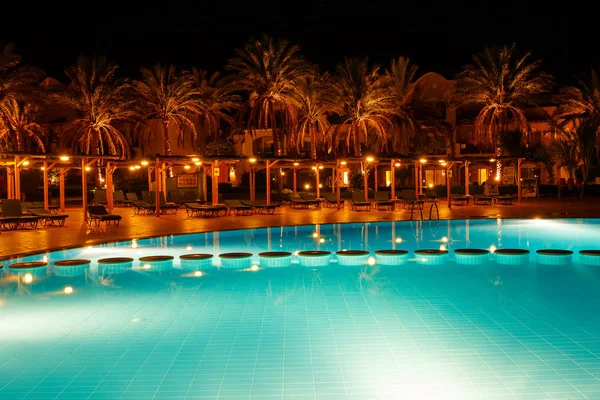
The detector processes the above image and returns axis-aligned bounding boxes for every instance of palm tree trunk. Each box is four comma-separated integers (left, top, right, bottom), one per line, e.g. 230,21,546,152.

162,120,173,177
310,126,317,160
271,111,280,157
353,126,361,157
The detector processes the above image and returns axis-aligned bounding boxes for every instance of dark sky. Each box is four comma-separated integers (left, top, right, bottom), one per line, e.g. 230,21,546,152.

1,0,596,86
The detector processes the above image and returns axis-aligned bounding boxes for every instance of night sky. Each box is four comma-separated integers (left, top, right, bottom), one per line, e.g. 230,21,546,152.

1,0,596,86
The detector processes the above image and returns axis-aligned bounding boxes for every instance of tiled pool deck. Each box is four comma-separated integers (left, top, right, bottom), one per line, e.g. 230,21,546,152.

0,197,597,261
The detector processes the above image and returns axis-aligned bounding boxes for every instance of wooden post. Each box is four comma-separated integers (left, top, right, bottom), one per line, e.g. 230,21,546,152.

212,160,219,205
147,166,153,191
6,166,14,200
293,167,297,196
59,168,66,212
161,164,168,202
414,162,419,198
202,166,208,203
336,166,341,210
14,155,21,201
316,165,320,199
249,166,254,201
374,164,378,192
251,168,256,201
331,167,335,193
43,162,49,210
155,158,161,217
363,166,369,202
81,158,88,222
517,158,522,204
106,162,114,213
465,161,469,196
446,162,454,210
390,160,396,200
266,161,271,205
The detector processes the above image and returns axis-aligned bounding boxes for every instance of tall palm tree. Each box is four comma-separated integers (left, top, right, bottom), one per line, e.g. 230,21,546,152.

190,68,240,145
130,64,201,157
554,67,600,135
0,99,45,152
383,56,448,154
453,43,553,177
291,69,339,159
552,117,599,184
329,57,394,157
0,42,45,151
227,34,307,157
59,56,136,158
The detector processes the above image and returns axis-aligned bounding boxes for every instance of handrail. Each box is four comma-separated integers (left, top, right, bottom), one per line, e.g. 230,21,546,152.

428,202,439,221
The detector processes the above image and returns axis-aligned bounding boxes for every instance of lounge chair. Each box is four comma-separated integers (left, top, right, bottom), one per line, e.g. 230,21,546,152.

223,199,253,215
399,189,425,210
289,195,320,209
323,192,344,208
113,190,129,207
351,192,371,211
450,195,470,205
374,191,394,210
473,194,492,205
126,192,154,214
494,195,514,205
28,207,69,227
0,199,41,230
142,191,178,214
240,200,279,214
424,189,440,203
184,202,227,217
92,189,108,205
168,190,197,207
87,205,122,227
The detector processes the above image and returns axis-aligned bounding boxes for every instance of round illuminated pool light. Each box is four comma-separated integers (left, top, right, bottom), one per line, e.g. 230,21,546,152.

179,253,214,270
8,261,48,277
493,249,530,265
53,259,91,277
297,251,331,267
336,250,370,266
453,249,490,265
258,252,292,268
578,250,600,266
374,250,409,266
219,252,253,269
138,255,174,272
97,257,134,274
414,249,449,265
536,249,573,266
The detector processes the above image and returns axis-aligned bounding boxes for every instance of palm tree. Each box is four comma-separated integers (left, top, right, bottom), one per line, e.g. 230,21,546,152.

130,64,201,157
227,34,307,157
383,56,448,154
58,56,135,158
453,43,553,178
0,42,45,150
291,69,339,159
0,98,45,152
552,117,599,187
329,57,394,156
190,68,240,145
554,67,600,124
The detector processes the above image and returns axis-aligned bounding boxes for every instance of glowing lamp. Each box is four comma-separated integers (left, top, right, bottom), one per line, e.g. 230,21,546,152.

22,161,30,166
318,165,324,169
141,160,149,166
340,160,347,166
293,162,300,166
184,165,191,170
489,158,496,162
249,157,257,164
419,158,427,163
194,161,202,166
366,156,375,163
394,162,401,167
191,157,200,162
59,155,70,161
129,166,136,171
305,184,310,189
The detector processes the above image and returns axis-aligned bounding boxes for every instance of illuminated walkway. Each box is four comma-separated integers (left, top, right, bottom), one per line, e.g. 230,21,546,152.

1,197,598,260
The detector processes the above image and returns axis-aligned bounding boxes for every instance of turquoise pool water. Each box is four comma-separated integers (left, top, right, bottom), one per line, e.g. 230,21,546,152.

1,218,600,399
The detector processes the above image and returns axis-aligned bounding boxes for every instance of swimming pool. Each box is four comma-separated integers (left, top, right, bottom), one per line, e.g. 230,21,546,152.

1,218,600,399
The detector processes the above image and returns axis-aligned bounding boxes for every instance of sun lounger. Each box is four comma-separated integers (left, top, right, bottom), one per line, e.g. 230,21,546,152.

351,192,371,211
126,192,154,214
473,194,492,205
240,200,279,214
289,195,320,209
323,192,344,208
223,199,253,215
0,199,41,230
87,205,122,227
451,195,470,205
494,195,514,205
374,192,394,210
27,207,69,227
184,202,227,217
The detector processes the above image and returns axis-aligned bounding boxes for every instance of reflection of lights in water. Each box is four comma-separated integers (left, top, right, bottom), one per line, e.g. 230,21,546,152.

132,242,138,249
489,245,496,253
441,236,448,243
251,265,259,271
186,246,192,251
194,271,203,277
440,245,446,251
23,273,33,284
131,318,141,323
368,257,376,266
395,237,402,243
42,255,48,263
312,232,319,238
142,264,151,270
64,286,73,294
293,251,299,256
319,238,325,243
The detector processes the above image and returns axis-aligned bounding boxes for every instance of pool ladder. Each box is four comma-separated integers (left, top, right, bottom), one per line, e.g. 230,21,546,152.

409,201,439,222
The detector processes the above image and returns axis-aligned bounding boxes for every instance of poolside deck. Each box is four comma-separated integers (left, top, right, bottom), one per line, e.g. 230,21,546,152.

1,197,599,261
